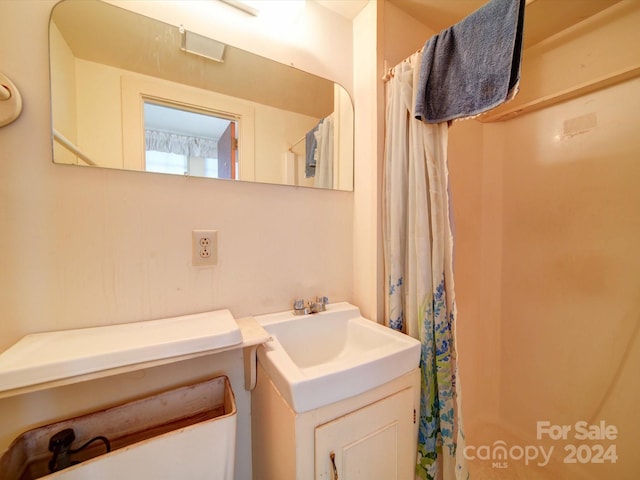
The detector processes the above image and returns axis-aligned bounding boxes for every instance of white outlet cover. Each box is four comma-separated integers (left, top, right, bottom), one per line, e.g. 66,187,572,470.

192,230,217,266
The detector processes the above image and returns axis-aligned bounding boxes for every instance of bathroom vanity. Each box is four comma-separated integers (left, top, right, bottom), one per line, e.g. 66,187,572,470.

251,303,421,480
252,364,419,480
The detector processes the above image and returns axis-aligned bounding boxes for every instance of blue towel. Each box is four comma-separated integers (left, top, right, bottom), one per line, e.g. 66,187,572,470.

414,0,525,123
305,124,319,178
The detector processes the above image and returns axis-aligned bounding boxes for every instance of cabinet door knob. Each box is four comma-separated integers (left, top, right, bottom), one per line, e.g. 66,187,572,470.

330,451,338,480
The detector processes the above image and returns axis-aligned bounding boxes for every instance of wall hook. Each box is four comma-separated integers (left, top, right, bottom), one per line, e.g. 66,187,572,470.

0,72,22,127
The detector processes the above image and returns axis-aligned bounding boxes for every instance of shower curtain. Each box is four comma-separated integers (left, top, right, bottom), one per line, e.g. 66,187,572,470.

383,52,468,480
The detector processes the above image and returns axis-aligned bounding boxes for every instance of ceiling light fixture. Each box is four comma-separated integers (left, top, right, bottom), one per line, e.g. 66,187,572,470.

180,27,227,63
218,0,259,16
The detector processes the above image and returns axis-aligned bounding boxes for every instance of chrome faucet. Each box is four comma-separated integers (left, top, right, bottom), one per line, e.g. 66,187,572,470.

293,298,309,315
293,296,328,315
310,296,328,313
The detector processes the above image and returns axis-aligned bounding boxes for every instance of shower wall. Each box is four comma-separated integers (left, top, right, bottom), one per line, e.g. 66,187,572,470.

505,76,638,479
449,65,640,480
442,3,640,479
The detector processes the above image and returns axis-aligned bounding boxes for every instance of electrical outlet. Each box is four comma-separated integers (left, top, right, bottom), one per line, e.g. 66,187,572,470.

192,230,217,266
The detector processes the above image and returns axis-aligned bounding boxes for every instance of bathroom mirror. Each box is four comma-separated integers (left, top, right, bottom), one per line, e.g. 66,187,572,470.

49,0,354,191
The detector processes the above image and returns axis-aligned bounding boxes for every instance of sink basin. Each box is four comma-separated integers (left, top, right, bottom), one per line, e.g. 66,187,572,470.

255,302,420,413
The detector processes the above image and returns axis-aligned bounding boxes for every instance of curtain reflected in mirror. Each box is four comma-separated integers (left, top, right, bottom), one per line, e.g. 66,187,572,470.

143,102,238,179
49,0,353,191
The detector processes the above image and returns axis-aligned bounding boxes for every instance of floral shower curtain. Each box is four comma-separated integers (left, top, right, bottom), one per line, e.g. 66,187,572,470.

383,51,468,480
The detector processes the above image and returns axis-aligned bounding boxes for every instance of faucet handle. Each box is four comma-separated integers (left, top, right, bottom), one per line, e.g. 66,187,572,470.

293,298,309,315
310,296,328,313
316,296,328,306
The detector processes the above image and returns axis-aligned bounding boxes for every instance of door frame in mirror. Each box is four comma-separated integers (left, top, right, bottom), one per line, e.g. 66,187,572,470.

121,75,255,180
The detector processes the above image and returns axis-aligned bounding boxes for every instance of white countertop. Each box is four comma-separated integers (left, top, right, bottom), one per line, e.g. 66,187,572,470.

0,310,270,399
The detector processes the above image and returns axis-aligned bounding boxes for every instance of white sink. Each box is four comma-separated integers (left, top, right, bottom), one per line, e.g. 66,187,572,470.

255,302,420,413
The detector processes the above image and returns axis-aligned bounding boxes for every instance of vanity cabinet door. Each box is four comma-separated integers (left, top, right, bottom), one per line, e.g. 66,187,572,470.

314,387,415,480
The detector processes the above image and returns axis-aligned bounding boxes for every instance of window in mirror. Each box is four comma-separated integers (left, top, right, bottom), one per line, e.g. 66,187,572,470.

143,101,238,179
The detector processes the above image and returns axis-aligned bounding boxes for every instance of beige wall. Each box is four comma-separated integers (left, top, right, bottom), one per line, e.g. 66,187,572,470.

382,0,434,68
0,1,355,478
352,0,383,322
74,60,123,169
253,103,319,185
49,22,77,165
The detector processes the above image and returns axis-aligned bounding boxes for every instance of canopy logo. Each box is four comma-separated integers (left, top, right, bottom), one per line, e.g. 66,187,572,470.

463,441,553,468
464,420,618,469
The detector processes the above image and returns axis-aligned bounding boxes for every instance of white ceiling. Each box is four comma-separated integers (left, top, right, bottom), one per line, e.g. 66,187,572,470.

314,0,368,19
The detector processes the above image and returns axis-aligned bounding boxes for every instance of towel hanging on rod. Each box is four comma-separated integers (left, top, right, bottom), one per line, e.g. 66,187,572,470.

383,0,535,84
414,0,525,123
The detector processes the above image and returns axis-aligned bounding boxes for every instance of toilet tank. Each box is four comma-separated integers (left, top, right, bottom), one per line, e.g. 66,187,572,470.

0,376,236,480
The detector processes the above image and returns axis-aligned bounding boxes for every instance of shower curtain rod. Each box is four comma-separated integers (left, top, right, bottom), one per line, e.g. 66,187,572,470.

53,128,98,167
288,134,305,152
382,0,536,82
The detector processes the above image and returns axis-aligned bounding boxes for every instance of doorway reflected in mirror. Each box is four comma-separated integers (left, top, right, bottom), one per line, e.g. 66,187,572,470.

143,102,238,180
